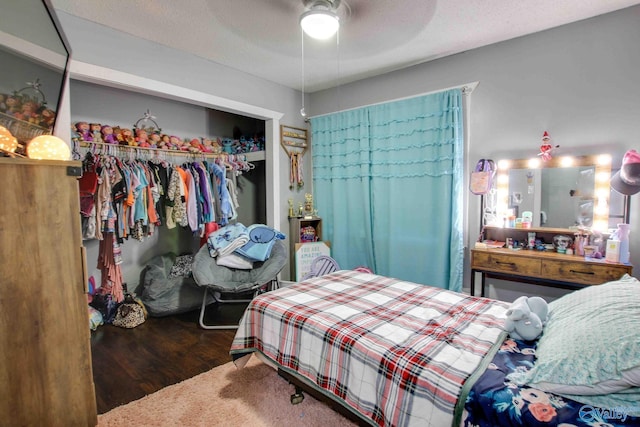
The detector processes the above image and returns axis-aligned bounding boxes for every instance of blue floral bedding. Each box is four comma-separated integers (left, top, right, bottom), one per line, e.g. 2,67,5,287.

463,338,640,426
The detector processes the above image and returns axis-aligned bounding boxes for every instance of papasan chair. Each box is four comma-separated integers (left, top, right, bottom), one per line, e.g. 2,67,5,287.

192,239,287,329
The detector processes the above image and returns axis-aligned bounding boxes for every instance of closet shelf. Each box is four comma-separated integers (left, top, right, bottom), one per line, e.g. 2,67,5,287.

77,140,265,162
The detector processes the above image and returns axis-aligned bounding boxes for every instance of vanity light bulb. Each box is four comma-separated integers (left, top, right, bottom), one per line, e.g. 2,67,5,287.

528,158,540,169
497,159,511,170
596,188,609,199
497,173,509,186
27,135,71,160
597,154,612,165
559,156,574,167
596,171,610,183
592,220,608,232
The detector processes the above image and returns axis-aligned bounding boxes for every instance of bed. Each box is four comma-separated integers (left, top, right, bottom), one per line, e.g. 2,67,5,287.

230,270,640,426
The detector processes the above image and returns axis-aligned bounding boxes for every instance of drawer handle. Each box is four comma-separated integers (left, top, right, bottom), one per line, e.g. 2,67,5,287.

495,261,516,267
569,269,595,276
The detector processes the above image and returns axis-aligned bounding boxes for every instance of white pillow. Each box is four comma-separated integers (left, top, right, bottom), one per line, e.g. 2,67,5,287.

533,368,640,395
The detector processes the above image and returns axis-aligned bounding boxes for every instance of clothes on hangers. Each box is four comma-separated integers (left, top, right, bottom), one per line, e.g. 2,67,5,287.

79,145,256,303
208,159,233,226
97,232,125,303
79,148,252,242
289,152,304,189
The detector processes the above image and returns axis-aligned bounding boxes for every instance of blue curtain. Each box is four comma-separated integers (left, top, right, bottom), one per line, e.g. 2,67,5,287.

310,89,464,291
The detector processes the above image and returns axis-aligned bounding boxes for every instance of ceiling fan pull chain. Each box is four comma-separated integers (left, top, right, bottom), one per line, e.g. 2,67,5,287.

300,30,306,117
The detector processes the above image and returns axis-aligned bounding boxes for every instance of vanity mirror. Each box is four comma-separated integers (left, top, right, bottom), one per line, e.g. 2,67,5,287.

0,0,70,152
484,154,615,232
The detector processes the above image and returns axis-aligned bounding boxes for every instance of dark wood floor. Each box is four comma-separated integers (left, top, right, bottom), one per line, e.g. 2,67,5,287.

90,302,249,414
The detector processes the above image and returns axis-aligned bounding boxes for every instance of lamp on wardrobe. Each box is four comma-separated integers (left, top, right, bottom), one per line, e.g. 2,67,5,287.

27,134,71,160
0,126,19,154
300,0,340,40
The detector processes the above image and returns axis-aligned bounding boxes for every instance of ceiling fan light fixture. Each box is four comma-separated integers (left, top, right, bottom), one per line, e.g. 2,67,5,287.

300,7,339,40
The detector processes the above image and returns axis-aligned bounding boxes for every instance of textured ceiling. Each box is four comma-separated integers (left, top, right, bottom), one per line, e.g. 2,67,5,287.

51,0,640,93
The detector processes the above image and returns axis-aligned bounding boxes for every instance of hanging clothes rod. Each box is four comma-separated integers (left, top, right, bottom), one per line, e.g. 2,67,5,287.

77,140,248,161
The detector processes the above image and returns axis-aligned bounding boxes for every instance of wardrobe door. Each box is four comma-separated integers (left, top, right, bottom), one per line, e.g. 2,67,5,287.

0,158,97,426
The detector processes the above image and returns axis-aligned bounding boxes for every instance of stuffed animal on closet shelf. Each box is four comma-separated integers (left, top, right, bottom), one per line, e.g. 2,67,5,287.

168,135,182,150
118,128,136,146
179,138,191,151
201,138,214,153
188,138,204,153
135,128,151,148
159,134,171,150
75,121,93,142
503,296,549,341
211,138,223,154
222,138,234,153
90,123,103,143
148,132,161,149
101,125,117,144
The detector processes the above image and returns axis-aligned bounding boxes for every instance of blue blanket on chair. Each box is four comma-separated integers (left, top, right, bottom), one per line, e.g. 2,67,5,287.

234,224,286,262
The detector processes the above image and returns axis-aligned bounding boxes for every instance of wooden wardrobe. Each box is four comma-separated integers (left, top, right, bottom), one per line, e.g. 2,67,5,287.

0,158,97,426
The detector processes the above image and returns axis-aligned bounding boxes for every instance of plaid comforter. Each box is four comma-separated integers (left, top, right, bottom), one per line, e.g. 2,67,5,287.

230,270,509,427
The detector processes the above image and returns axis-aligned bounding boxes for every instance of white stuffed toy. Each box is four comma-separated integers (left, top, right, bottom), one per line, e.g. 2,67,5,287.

503,296,549,341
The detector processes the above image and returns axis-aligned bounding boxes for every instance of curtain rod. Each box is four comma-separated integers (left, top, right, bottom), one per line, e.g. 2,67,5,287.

308,81,479,120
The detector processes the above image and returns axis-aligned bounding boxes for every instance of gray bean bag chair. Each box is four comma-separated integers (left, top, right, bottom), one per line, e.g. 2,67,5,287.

192,239,287,329
140,253,213,317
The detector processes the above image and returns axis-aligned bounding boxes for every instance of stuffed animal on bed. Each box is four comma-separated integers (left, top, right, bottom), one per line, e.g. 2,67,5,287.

503,296,549,341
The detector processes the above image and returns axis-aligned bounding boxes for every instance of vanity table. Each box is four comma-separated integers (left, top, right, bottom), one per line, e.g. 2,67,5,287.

470,227,633,296
473,152,633,297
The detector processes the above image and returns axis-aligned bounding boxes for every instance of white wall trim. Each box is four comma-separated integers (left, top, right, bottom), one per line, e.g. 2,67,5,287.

68,60,283,121
0,29,67,69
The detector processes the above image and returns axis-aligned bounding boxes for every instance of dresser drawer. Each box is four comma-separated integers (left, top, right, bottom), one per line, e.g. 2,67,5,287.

472,251,541,276
541,259,630,285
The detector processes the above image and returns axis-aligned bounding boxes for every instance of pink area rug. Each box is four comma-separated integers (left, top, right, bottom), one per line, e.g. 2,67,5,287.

98,355,358,426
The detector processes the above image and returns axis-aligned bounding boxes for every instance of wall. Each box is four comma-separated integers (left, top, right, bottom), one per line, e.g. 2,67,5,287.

308,6,640,301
